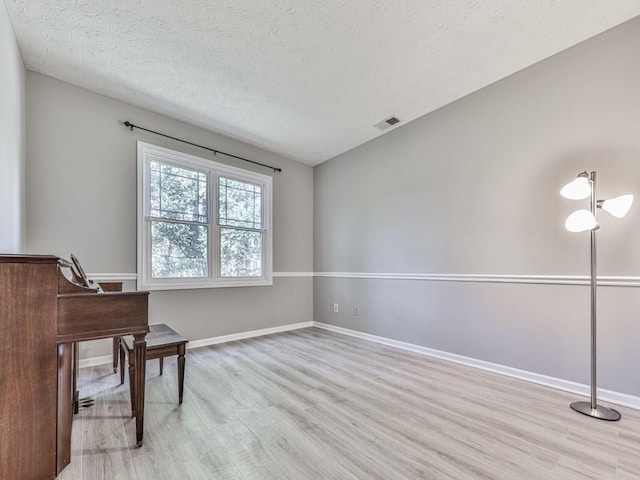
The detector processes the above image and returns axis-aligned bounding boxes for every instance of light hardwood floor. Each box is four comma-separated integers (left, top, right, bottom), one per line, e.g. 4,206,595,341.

58,328,640,479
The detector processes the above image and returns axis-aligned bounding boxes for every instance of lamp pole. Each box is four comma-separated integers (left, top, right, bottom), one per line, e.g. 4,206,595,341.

590,171,597,411
569,171,621,421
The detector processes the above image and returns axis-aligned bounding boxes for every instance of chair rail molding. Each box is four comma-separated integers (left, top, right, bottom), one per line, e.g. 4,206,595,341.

314,272,640,287
88,272,640,286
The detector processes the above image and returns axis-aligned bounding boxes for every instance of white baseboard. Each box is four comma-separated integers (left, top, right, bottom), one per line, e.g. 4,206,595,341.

78,319,640,412
78,321,314,368
79,354,114,369
186,321,314,349
313,322,640,411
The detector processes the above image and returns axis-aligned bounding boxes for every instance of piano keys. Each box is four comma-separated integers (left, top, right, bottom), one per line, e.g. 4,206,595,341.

0,254,149,479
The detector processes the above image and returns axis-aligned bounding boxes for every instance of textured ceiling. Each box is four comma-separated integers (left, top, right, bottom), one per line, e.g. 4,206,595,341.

5,1,640,166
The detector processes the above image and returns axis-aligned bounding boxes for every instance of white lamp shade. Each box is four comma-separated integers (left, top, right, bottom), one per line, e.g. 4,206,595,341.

565,209,598,232
600,194,633,218
560,176,591,200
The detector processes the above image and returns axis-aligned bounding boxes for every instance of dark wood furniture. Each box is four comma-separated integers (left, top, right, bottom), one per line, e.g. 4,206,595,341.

0,255,149,480
119,323,188,415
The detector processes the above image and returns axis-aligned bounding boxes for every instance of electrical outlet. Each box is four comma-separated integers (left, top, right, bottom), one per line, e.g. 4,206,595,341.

353,306,360,316
333,303,339,313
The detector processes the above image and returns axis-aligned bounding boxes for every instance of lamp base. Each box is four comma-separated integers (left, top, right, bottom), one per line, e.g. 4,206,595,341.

570,401,621,421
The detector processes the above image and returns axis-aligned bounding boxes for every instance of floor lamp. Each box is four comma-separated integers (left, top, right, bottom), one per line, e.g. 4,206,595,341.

560,171,633,421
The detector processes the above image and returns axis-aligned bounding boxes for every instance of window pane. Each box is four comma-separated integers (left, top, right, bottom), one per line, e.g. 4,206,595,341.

150,161,207,222
220,227,262,277
218,177,262,229
151,221,208,278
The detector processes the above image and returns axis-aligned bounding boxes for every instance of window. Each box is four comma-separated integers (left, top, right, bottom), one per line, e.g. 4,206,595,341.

137,142,272,290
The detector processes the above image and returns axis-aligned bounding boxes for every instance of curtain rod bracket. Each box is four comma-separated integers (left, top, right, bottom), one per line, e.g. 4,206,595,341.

121,120,282,173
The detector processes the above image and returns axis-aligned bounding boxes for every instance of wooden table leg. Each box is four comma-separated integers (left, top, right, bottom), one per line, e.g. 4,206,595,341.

177,344,186,404
128,349,135,418
112,337,119,373
72,342,79,414
119,339,126,385
133,333,146,447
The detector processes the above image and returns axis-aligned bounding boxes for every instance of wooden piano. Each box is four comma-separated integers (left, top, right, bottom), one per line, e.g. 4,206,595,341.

0,254,149,479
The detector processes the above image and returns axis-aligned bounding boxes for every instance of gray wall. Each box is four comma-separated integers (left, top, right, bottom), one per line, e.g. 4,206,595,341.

0,2,25,253
26,72,313,358
314,18,640,396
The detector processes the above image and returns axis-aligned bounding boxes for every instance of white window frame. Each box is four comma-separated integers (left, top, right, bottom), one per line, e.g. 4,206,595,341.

137,141,272,290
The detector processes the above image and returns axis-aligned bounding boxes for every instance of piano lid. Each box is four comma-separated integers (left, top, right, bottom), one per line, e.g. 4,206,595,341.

58,260,101,295
58,254,108,294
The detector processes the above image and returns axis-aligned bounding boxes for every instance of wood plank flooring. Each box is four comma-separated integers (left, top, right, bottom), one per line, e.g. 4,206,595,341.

58,328,640,479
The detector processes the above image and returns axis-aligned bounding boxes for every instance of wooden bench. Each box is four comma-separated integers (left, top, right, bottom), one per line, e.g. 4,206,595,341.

119,323,188,417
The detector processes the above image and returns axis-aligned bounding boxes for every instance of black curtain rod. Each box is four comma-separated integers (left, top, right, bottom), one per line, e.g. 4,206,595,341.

122,121,282,173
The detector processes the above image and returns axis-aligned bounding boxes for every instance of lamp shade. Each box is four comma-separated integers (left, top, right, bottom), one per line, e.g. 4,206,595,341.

561,176,591,200
600,194,633,218
565,209,598,232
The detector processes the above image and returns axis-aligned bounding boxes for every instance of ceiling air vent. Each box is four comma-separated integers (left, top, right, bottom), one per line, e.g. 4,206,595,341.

374,116,402,131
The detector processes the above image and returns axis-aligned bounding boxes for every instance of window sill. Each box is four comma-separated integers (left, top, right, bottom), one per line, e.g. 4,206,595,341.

138,278,273,291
